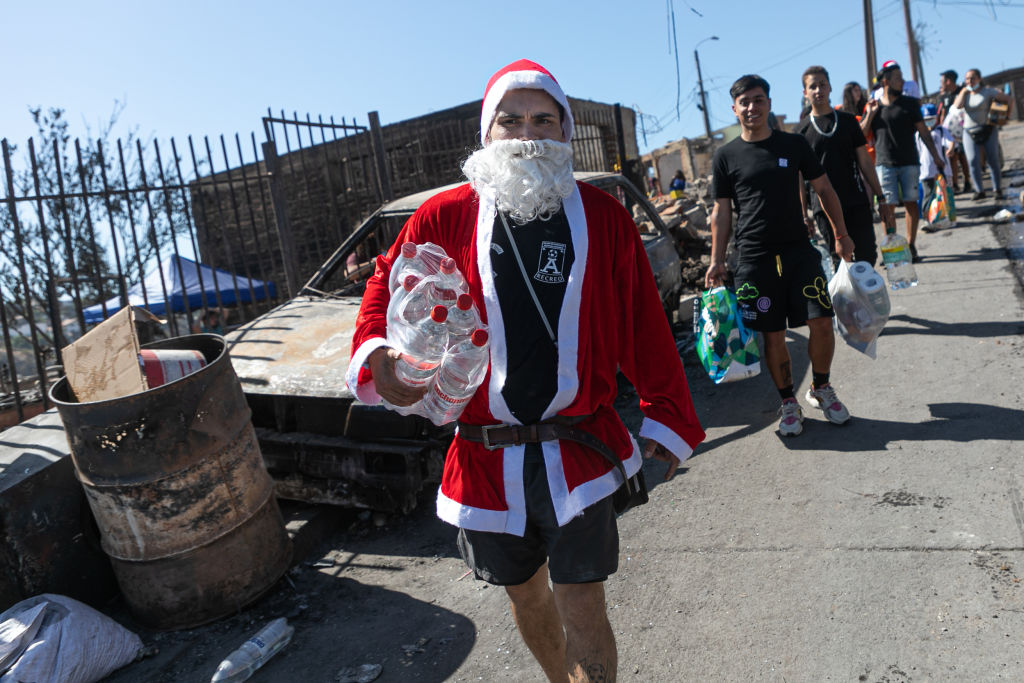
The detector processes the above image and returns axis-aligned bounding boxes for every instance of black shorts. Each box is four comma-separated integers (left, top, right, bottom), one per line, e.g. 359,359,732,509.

815,202,878,267
734,244,834,332
457,444,618,586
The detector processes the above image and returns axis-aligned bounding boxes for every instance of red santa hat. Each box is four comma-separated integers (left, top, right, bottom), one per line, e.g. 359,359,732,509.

479,59,574,145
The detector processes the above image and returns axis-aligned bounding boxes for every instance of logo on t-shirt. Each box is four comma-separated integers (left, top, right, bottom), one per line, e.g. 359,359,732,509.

534,241,567,284
778,158,789,168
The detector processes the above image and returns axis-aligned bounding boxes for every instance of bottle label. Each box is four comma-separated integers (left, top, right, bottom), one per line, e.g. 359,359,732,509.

432,383,470,407
880,246,908,264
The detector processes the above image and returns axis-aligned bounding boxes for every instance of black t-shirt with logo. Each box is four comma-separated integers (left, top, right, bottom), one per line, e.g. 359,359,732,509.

870,95,924,166
490,208,574,424
795,110,869,214
712,130,825,261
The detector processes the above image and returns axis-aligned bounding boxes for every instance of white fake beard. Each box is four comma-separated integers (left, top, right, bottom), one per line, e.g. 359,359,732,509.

462,139,575,224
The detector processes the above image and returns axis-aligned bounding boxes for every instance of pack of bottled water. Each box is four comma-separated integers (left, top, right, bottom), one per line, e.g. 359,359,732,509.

383,242,490,425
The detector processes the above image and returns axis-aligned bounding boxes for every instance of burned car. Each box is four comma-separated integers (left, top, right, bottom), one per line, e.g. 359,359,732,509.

226,172,681,513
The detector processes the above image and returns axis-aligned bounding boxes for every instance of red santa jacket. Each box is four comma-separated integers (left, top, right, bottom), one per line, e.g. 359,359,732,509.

346,181,705,535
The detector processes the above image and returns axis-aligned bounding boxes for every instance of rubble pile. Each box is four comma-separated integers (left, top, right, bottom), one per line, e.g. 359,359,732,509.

651,180,713,295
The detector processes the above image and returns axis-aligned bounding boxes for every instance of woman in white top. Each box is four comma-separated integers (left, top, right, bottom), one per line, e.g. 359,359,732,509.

953,69,1014,200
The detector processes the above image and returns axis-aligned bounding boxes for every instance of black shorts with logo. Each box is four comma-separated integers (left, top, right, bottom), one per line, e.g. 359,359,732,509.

457,443,618,586
733,243,834,332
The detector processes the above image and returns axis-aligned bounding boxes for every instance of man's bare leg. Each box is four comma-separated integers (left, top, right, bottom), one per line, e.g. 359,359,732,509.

553,582,616,682
806,316,835,375
505,564,567,681
762,329,792,389
904,200,919,246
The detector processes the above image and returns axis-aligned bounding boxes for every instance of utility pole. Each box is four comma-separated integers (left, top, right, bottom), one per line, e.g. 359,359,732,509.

901,0,926,93
863,0,877,86
695,49,712,140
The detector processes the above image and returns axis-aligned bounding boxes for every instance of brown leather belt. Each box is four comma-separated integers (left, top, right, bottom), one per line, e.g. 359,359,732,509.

457,415,631,491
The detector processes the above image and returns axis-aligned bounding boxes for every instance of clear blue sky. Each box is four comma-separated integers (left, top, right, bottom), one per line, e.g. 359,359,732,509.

3,0,1023,158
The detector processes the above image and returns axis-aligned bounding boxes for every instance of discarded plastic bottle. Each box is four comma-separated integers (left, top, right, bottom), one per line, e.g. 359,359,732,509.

422,329,490,425
446,293,480,346
810,238,835,282
879,229,918,290
210,617,294,683
394,305,449,388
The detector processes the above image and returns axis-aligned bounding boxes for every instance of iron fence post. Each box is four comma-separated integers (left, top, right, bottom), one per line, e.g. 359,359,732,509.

261,141,300,297
368,111,394,203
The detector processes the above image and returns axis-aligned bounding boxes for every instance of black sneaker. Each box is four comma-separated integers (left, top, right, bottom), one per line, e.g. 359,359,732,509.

972,191,987,200
910,243,921,263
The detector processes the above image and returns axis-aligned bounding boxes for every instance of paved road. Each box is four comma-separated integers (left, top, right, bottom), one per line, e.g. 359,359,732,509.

106,123,1024,683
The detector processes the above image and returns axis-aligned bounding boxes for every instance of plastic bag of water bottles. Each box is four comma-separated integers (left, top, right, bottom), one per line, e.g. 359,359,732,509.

828,260,891,358
693,287,760,384
383,242,489,426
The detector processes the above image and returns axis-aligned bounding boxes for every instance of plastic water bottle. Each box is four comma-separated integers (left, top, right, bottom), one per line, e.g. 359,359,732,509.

422,329,490,424
398,274,453,324
388,242,429,293
394,305,449,387
446,293,480,346
879,230,918,289
438,257,468,294
210,617,294,683
810,238,835,282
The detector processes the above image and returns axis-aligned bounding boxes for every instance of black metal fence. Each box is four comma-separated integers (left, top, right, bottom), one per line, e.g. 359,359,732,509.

0,98,637,425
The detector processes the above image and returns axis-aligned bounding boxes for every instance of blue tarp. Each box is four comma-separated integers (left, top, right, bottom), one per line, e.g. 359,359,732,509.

82,254,277,324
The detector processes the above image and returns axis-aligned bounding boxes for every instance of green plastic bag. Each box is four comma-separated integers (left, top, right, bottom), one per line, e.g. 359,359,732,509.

692,287,760,384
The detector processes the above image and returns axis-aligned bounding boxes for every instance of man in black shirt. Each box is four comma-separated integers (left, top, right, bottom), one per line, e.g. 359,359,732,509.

795,65,889,266
860,61,945,261
935,69,971,193
706,74,853,437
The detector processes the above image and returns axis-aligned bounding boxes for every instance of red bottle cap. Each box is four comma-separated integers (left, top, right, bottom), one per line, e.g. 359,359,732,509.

401,242,417,258
430,305,449,322
402,274,420,291
456,293,473,310
440,257,457,275
471,329,489,346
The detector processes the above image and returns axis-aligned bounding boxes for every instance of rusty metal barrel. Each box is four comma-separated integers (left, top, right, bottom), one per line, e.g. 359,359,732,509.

50,334,291,630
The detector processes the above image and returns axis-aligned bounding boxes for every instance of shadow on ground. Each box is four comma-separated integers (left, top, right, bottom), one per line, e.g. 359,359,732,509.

778,401,1023,452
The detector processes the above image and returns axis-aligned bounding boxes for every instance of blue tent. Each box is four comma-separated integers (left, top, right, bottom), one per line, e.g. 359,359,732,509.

82,254,277,324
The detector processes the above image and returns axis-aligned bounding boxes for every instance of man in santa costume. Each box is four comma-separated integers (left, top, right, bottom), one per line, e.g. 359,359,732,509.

346,59,704,682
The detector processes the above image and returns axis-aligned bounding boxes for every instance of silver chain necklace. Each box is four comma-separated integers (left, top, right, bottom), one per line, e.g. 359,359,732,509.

809,110,838,138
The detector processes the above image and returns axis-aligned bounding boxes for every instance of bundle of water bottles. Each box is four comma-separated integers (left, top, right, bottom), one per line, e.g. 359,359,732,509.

383,242,490,426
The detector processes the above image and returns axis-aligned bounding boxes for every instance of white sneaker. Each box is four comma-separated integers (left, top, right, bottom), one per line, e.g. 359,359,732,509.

778,398,804,436
805,384,851,425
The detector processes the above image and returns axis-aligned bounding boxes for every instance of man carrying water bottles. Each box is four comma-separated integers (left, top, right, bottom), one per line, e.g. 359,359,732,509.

346,59,705,682
705,74,853,438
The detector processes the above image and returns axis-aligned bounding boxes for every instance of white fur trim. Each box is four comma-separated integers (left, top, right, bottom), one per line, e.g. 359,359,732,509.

480,70,574,145
639,417,695,462
541,185,585,419
435,488,509,533
433,443,527,535
344,337,392,404
476,191,518,425
545,439,643,527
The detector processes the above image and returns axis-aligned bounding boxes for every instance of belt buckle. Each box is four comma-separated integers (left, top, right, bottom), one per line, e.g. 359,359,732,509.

480,424,515,450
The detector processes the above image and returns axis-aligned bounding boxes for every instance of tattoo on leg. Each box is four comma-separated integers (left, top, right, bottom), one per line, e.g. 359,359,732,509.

781,361,792,387
574,659,609,682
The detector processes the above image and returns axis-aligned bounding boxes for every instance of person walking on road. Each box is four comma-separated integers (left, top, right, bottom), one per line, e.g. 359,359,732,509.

346,59,705,682
705,74,853,438
860,60,945,263
935,69,971,194
954,68,1014,200
796,65,889,266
